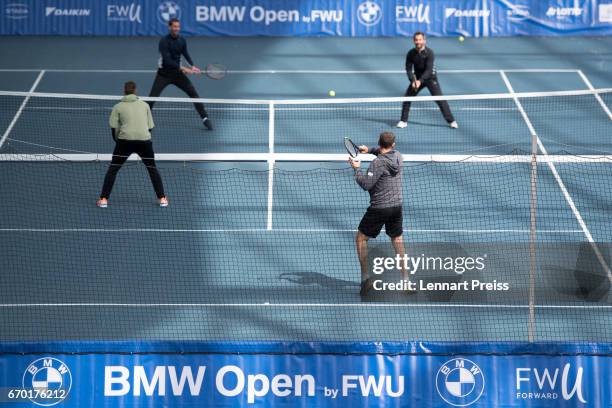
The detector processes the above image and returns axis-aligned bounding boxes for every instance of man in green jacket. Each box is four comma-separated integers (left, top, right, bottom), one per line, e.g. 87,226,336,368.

97,81,168,208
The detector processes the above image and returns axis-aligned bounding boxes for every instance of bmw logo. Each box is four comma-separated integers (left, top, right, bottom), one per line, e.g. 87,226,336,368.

436,358,485,406
357,1,382,26
22,358,72,407
158,1,181,24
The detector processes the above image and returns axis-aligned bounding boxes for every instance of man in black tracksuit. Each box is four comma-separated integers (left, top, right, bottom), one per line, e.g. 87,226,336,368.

397,32,457,129
148,18,213,130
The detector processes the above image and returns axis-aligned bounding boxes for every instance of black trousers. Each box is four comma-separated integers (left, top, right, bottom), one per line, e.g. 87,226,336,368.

148,70,208,119
400,78,455,123
100,140,165,199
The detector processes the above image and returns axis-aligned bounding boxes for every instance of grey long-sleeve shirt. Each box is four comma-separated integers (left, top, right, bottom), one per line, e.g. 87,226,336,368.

354,147,403,208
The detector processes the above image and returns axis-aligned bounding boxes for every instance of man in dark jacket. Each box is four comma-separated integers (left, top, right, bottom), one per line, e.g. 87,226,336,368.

397,32,457,129
148,18,213,130
350,132,409,296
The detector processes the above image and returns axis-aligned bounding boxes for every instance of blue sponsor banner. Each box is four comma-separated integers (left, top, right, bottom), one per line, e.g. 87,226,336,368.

1,0,612,37
0,342,611,407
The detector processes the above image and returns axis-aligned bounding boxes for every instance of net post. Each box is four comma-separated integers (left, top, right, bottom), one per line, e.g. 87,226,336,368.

266,103,275,231
528,132,538,342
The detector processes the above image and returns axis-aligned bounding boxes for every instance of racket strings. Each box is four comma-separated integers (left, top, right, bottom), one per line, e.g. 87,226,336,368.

206,63,227,80
344,138,359,157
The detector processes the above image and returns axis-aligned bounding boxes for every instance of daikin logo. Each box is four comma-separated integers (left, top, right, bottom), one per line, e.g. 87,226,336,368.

45,7,91,17
445,8,490,18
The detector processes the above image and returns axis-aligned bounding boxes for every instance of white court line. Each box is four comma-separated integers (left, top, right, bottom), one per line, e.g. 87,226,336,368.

0,303,610,309
0,70,45,149
500,71,612,285
0,68,582,74
0,228,584,233
576,70,612,120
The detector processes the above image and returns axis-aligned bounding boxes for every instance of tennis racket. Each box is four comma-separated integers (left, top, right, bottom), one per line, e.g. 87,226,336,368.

344,137,360,158
204,63,227,80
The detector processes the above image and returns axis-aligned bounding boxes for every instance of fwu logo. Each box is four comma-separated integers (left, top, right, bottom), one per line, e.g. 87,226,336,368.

395,4,430,24
108,4,142,23
45,7,90,17
516,363,587,403
445,8,490,18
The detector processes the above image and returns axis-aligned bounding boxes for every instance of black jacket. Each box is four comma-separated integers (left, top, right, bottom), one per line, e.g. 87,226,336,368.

405,47,437,82
158,34,194,71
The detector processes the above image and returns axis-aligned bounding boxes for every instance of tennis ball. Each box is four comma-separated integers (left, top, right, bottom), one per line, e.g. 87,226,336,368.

328,90,336,97
458,35,465,42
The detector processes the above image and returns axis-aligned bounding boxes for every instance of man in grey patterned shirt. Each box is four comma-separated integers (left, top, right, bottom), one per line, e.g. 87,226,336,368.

350,132,408,296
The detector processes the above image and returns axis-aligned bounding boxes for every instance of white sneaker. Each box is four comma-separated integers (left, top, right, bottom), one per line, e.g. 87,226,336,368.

449,121,458,129
159,197,169,207
396,121,408,129
96,198,108,208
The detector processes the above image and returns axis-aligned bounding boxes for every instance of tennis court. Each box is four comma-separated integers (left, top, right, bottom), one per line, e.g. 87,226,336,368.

1,36,611,347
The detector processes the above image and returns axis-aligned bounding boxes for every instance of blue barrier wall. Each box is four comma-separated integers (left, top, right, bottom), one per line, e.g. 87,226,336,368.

1,0,612,37
1,342,611,407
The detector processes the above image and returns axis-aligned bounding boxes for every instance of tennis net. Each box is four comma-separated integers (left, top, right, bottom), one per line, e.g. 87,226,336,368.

1,88,610,156
0,139,611,343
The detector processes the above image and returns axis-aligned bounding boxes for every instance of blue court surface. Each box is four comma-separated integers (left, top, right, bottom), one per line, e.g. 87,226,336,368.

0,36,611,344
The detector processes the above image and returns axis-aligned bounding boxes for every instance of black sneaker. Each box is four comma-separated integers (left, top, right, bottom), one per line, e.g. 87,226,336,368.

203,117,213,130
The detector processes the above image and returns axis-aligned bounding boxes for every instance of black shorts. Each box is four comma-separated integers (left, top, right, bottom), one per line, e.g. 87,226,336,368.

358,206,403,238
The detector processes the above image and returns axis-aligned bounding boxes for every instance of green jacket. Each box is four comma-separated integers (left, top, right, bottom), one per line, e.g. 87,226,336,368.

109,94,154,141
